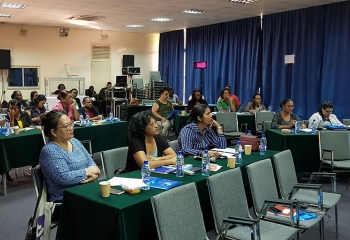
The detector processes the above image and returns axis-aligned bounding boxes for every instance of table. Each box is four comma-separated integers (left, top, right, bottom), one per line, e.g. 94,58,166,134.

173,113,256,135
266,129,319,173
0,122,128,196
56,150,279,240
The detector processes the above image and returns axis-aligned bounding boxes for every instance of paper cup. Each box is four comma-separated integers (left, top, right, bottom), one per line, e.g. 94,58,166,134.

99,181,111,198
227,157,236,168
244,145,252,155
98,114,103,120
181,110,186,116
14,128,20,135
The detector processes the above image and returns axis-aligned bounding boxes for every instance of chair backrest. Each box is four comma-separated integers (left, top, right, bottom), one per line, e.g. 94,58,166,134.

207,168,250,233
216,112,238,132
1,108,7,114
168,140,178,152
151,183,207,240
32,166,44,197
246,158,280,214
101,146,128,178
263,120,272,133
240,107,247,112
272,150,298,198
41,130,50,145
319,131,350,160
342,119,350,126
255,111,275,133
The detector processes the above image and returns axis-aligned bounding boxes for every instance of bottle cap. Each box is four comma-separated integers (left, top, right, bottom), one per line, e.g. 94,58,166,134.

204,149,208,154
178,150,182,155
144,160,148,164
262,134,265,137
237,141,241,144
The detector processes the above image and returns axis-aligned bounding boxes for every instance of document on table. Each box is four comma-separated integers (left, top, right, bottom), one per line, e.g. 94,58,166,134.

300,129,312,132
211,148,236,154
108,177,146,188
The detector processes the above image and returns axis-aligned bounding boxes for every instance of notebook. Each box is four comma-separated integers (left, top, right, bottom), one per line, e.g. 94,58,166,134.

151,166,176,174
149,177,182,190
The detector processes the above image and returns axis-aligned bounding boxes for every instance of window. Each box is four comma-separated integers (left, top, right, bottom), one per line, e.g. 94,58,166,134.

8,67,39,88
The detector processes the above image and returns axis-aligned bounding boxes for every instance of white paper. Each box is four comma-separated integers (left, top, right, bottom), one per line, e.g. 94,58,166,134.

24,127,35,131
108,177,147,188
300,129,312,132
211,148,236,154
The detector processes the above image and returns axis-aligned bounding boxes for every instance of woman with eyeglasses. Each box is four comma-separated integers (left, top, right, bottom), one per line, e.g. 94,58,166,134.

271,98,298,129
39,110,100,220
125,110,176,173
52,90,80,121
308,101,346,128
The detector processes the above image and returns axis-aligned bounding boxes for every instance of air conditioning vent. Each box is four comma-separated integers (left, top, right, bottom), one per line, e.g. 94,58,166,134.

68,15,105,21
92,45,110,60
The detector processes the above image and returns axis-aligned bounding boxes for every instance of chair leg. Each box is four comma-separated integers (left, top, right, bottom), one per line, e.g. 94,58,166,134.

335,204,338,239
347,176,350,190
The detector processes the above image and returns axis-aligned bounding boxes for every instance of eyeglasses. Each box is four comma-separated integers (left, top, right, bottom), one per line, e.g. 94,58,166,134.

57,123,74,131
324,109,333,113
286,105,294,108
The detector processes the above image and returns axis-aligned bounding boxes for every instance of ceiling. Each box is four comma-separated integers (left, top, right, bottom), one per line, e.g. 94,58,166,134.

0,0,345,33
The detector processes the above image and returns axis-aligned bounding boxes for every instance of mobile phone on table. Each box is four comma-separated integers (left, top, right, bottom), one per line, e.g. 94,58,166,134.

269,206,282,214
110,188,125,195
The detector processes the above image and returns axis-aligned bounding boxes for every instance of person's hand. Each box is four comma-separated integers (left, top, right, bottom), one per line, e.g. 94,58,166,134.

288,120,296,128
208,151,221,158
8,109,15,120
86,166,100,176
210,119,221,128
71,98,76,106
161,117,167,122
80,173,98,184
178,101,182,105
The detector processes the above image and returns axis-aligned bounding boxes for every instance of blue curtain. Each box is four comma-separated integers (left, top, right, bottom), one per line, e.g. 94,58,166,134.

321,1,350,119
185,17,261,105
158,30,184,100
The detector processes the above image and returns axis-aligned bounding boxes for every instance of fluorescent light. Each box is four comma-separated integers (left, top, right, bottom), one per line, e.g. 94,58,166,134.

0,3,26,9
151,17,173,22
126,24,144,28
230,0,259,3
0,13,13,18
183,9,208,15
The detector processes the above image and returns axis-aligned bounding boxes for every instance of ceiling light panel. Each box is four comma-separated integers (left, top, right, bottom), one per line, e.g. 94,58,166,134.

151,17,173,22
126,24,144,28
230,0,260,4
0,13,14,18
0,2,26,9
183,9,208,14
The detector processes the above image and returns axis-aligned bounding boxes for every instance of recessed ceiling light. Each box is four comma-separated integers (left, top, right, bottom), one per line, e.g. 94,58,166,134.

0,13,14,18
151,18,173,22
0,3,26,9
126,24,144,28
230,0,259,3
183,9,208,15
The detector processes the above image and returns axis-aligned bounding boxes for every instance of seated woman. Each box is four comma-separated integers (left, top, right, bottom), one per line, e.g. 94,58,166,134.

178,104,226,158
151,87,174,136
5,99,33,128
187,88,208,112
26,90,38,108
53,83,66,95
125,110,176,172
245,93,266,113
11,90,28,109
78,97,101,120
52,90,80,121
70,88,82,109
26,94,47,126
308,101,346,128
271,98,297,129
39,111,100,220
216,88,236,112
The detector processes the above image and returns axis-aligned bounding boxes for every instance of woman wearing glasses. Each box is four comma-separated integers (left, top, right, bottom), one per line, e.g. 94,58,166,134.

39,111,100,220
52,90,80,121
271,98,298,129
308,101,346,128
125,110,176,172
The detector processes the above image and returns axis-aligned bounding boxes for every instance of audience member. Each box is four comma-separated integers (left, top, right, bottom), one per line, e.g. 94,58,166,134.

168,87,182,105
151,87,174,136
5,99,33,128
78,97,101,120
85,86,97,99
216,88,236,112
39,111,100,220
53,84,66,94
178,104,226,158
125,111,176,172
98,82,113,116
52,90,80,121
245,94,266,113
25,94,47,126
217,86,241,109
26,90,38,108
187,88,208,112
308,101,346,128
70,88,82,109
11,90,28,109
271,98,297,129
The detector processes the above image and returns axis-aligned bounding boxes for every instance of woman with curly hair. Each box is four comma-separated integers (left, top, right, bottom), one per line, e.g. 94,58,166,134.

125,110,176,172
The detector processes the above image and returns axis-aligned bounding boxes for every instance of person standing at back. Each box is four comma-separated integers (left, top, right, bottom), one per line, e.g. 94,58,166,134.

98,82,113,116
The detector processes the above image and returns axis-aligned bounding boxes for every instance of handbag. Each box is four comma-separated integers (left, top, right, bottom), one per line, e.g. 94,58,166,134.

239,134,259,151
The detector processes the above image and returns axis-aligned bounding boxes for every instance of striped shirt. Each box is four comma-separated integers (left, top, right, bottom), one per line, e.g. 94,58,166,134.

178,122,226,156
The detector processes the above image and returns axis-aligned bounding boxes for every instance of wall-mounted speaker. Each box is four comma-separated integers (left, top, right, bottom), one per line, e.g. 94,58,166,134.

123,55,134,67
0,49,11,69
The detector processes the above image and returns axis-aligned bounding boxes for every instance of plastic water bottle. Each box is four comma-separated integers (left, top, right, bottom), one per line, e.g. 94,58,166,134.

268,106,272,112
227,107,231,113
45,103,49,111
295,121,300,134
85,113,91,127
258,105,261,112
235,141,243,164
109,110,113,122
260,134,267,155
218,107,222,113
5,120,11,136
176,151,184,177
79,113,84,126
141,160,151,190
202,150,210,176
247,130,252,135
20,104,24,111
311,119,317,134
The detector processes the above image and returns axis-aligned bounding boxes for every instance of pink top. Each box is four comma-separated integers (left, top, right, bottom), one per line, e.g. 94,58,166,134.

52,102,74,120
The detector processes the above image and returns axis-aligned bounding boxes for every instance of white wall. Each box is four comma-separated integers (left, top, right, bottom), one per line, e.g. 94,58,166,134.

0,24,159,100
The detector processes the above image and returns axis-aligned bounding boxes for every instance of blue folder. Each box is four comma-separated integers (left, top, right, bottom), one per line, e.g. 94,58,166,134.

166,110,181,120
325,124,348,130
149,177,182,190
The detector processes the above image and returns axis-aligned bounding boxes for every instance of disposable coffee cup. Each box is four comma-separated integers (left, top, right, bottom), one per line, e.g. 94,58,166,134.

99,181,111,198
98,114,103,120
227,156,236,168
11,126,20,135
181,110,186,116
244,145,252,155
